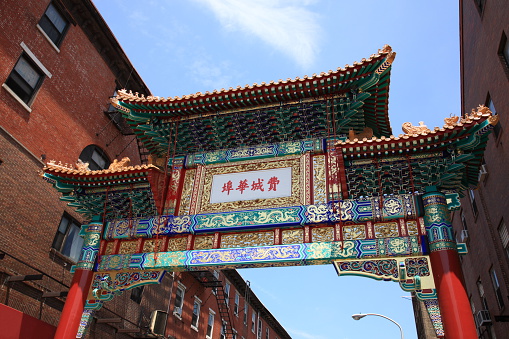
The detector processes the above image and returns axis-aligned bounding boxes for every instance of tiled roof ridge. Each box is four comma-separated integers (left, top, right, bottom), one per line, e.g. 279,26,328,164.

338,105,498,145
43,161,160,175
114,45,394,103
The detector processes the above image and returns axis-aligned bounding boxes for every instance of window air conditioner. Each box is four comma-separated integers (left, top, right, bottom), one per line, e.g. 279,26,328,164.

460,229,469,242
150,310,168,336
478,164,488,182
475,309,492,327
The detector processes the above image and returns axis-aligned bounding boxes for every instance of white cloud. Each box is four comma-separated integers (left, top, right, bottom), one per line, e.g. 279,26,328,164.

288,328,327,339
189,58,237,91
196,0,322,68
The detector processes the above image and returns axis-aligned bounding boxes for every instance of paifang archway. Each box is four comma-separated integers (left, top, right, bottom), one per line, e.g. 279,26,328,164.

43,46,498,339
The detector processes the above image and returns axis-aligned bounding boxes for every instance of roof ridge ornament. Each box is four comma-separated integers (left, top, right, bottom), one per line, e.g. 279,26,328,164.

108,157,131,171
402,121,431,135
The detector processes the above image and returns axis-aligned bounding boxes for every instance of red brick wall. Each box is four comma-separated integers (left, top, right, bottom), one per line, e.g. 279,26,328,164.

453,1,509,338
0,0,140,165
166,271,288,339
0,0,160,336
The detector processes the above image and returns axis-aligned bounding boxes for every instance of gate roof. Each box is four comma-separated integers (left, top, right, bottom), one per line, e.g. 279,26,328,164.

112,46,396,156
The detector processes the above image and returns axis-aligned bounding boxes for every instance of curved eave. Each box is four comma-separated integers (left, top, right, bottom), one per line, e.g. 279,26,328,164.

42,165,163,188
340,112,498,190
338,112,494,157
112,46,396,156
115,52,390,117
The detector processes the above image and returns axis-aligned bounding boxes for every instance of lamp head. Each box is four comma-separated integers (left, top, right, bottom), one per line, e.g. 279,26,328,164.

352,314,367,321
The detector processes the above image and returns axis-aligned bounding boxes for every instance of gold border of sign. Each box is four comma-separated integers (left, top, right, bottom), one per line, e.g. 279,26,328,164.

194,154,305,214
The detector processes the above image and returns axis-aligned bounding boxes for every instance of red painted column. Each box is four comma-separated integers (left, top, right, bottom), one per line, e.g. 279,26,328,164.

54,216,103,339
54,269,94,338
422,187,477,339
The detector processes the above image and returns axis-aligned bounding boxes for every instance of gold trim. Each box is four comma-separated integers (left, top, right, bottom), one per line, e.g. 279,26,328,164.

178,169,196,215
197,155,303,214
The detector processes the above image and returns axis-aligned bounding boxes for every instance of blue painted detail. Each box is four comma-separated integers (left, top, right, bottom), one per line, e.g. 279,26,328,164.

105,194,419,238
129,253,147,270
420,235,429,255
187,244,304,266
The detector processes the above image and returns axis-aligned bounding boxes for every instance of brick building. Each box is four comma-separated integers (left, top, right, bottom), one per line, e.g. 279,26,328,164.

166,270,290,339
0,0,156,336
0,1,290,338
449,0,509,338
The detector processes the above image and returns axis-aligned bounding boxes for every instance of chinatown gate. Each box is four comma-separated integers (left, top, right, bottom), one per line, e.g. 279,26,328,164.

43,46,498,338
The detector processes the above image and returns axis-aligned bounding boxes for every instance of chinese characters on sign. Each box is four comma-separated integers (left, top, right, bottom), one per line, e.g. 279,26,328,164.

221,176,280,195
210,168,292,204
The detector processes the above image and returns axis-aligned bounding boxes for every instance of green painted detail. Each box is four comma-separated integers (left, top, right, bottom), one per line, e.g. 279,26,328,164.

445,193,461,211
97,236,422,272
456,243,468,255
116,60,393,157
194,207,302,231
185,139,323,166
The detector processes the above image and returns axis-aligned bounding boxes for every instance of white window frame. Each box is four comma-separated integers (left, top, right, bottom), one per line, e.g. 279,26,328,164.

243,302,248,325
206,309,215,339
251,312,256,333
212,270,220,295
257,315,262,339
173,282,186,318
220,321,226,339
191,296,201,331
234,292,240,316
225,281,231,306
2,42,52,112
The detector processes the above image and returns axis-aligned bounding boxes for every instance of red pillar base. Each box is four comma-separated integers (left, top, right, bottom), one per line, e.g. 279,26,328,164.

54,269,94,339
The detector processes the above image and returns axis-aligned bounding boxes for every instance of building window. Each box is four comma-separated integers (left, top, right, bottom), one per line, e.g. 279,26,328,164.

251,312,256,333
79,145,110,170
469,190,478,217
461,211,468,231
499,32,509,69
174,283,185,317
38,2,69,47
5,54,44,105
220,322,226,339
257,317,262,339
212,270,220,295
225,282,230,303
191,297,201,330
234,292,240,316
498,220,509,259
490,267,505,309
52,213,83,262
130,286,144,304
206,310,215,338
266,327,270,339
243,302,248,325
486,94,502,139
474,0,486,15
477,279,490,311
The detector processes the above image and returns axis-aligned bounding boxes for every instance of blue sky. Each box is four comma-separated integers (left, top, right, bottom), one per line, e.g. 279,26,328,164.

93,1,461,338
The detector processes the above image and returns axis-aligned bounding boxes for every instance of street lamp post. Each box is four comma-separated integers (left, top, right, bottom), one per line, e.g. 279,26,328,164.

351,313,404,339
